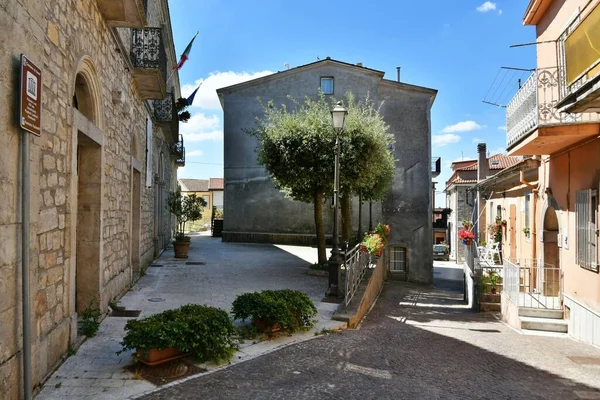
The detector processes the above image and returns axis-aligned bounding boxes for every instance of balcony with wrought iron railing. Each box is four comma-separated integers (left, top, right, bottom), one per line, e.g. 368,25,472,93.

505,67,600,156
172,134,185,167
97,0,147,28
153,92,178,141
130,27,167,100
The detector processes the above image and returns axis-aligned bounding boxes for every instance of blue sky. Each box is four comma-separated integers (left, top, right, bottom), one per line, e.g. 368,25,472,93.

170,0,536,205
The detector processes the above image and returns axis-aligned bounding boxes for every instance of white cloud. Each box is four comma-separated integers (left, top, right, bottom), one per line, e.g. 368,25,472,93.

476,1,497,12
185,130,223,142
179,112,222,142
186,149,204,157
497,125,507,131
490,147,506,155
441,120,482,133
472,137,483,143
433,134,461,147
181,70,274,110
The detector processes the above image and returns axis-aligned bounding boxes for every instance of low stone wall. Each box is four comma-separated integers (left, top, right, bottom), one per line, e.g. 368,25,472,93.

223,231,332,246
334,252,389,328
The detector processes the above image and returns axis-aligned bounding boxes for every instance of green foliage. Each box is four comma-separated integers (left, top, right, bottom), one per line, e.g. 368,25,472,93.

108,299,125,312
246,92,395,263
118,304,237,363
176,97,191,123
166,187,207,238
213,208,224,219
231,290,317,334
81,302,101,337
309,263,328,271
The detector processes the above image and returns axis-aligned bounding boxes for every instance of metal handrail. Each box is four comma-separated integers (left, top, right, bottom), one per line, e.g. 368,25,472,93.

343,243,372,307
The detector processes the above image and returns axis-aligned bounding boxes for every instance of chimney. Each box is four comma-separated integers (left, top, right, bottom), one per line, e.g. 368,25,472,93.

356,62,363,67
396,67,401,82
477,143,490,181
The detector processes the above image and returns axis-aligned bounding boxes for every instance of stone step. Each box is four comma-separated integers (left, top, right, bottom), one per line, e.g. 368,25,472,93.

518,308,564,319
480,302,500,312
521,329,569,338
519,316,568,333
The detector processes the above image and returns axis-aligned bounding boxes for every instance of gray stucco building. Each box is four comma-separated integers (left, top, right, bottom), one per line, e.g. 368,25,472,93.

217,58,437,284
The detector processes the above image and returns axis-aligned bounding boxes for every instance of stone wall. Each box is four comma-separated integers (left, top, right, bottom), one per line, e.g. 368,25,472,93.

0,0,180,397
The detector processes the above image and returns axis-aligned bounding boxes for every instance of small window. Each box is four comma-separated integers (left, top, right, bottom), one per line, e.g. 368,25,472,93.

524,193,530,230
320,77,334,95
390,247,407,272
497,205,502,220
576,188,599,271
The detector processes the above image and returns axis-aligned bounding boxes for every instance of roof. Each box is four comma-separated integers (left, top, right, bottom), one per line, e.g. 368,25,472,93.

456,154,522,171
474,158,541,190
179,179,209,192
209,178,224,191
216,57,437,98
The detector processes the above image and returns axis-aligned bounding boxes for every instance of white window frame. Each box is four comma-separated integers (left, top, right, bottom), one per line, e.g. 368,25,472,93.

390,246,407,272
320,77,334,95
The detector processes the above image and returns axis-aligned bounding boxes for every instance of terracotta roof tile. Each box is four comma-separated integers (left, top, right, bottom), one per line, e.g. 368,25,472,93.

209,178,224,190
457,154,522,171
179,179,209,192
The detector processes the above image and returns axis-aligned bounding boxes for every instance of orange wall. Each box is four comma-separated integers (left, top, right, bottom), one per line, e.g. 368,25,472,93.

540,138,600,313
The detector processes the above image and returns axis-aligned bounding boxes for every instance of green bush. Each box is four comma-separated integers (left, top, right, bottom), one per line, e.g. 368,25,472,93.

81,303,101,337
231,289,317,334
118,304,237,363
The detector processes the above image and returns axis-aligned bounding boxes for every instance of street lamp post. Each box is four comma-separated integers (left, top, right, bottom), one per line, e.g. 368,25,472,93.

327,101,347,298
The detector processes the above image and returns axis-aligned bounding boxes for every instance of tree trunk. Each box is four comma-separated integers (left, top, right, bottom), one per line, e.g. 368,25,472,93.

313,189,327,264
341,194,352,244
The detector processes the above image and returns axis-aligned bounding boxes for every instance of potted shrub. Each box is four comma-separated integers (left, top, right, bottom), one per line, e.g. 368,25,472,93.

489,271,499,294
522,227,531,237
231,289,317,337
118,304,236,366
458,228,475,246
166,188,207,258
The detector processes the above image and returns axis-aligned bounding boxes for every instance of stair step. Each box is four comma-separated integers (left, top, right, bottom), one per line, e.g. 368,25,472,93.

480,302,500,312
519,316,568,333
521,329,569,338
480,294,501,303
518,308,563,319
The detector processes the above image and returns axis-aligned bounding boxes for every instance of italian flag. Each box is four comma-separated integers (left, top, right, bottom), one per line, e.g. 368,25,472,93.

173,32,198,71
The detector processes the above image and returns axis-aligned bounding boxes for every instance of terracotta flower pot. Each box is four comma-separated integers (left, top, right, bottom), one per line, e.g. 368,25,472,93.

173,240,191,258
136,347,187,366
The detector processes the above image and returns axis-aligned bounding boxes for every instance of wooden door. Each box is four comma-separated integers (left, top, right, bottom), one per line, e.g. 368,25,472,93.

510,204,517,262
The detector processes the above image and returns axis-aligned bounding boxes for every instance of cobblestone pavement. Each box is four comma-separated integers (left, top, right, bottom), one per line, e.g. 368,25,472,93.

141,278,600,400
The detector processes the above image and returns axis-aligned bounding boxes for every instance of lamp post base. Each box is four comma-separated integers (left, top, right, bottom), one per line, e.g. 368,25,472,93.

326,252,343,299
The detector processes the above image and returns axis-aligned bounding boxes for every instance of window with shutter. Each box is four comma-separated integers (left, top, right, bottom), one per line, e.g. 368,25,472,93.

576,188,599,272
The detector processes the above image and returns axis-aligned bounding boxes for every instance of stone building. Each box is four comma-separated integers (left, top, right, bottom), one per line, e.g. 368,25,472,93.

217,58,437,284
445,144,520,261
0,0,183,397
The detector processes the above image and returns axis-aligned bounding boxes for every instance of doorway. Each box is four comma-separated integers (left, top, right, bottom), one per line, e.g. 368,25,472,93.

75,133,101,313
131,170,141,276
542,206,560,296
509,204,516,262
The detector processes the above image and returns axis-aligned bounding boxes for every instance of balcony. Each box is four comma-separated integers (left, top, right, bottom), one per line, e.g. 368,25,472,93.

97,0,147,28
130,28,167,100
505,67,600,156
432,157,441,178
172,134,185,167
153,92,178,141
557,3,600,113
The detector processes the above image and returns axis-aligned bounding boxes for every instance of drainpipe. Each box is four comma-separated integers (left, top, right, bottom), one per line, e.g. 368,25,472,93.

520,170,538,262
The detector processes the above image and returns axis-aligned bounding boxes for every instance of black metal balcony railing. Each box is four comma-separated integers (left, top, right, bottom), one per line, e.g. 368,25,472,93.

131,27,167,80
154,93,175,123
173,134,185,166
432,157,441,178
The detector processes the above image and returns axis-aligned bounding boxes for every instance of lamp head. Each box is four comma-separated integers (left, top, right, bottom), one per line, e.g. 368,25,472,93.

331,101,348,130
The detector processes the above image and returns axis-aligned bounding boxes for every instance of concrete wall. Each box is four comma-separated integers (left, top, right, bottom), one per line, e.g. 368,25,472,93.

220,61,435,283
0,0,180,397
447,185,474,261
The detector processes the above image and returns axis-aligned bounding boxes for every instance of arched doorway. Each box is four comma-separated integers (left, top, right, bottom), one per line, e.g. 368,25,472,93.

542,206,560,296
71,63,103,322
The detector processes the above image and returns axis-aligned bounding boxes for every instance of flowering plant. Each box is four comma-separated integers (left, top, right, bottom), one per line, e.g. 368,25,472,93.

462,220,473,229
360,223,390,257
488,217,504,243
458,229,475,245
